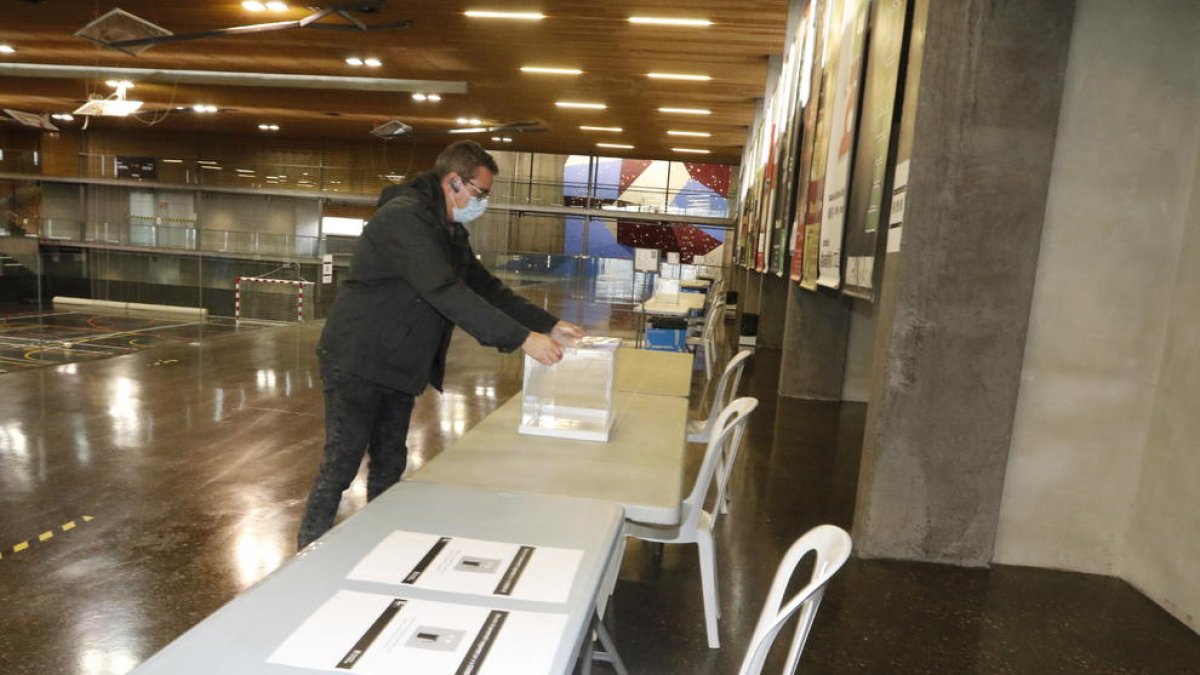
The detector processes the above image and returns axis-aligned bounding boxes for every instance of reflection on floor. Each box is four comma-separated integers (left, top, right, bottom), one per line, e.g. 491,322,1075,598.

0,308,269,374
0,282,1196,675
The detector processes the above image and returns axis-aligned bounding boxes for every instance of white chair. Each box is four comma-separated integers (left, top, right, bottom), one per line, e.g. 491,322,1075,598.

688,297,725,380
687,349,753,517
624,396,759,649
688,349,753,444
736,525,853,675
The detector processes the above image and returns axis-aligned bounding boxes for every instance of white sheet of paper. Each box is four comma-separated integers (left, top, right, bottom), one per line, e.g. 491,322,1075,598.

887,160,910,253
268,590,566,675
348,530,584,604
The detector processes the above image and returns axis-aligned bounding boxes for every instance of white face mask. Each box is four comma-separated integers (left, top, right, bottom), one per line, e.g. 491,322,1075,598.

451,177,489,223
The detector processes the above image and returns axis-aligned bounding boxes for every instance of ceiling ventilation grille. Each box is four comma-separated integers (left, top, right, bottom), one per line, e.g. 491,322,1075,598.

75,8,173,55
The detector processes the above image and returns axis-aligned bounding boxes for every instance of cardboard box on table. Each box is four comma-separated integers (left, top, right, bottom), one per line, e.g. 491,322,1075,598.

520,336,621,442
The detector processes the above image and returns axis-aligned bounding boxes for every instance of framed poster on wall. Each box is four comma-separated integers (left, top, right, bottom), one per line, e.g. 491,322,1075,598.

817,0,869,290
843,0,912,300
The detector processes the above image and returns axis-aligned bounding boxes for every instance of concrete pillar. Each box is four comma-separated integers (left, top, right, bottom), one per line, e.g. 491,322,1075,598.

853,0,1076,565
757,273,789,349
778,283,851,400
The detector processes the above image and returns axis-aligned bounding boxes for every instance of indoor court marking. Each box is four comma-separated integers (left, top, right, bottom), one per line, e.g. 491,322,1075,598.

0,310,270,373
0,516,94,562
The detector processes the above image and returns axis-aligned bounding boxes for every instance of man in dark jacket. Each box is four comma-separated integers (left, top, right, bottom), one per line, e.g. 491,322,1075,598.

297,140,581,549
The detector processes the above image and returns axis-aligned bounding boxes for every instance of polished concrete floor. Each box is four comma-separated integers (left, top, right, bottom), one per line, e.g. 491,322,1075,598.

1,281,1198,674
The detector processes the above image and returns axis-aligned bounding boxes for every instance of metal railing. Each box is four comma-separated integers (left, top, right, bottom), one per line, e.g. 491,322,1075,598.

21,150,732,219
36,217,320,259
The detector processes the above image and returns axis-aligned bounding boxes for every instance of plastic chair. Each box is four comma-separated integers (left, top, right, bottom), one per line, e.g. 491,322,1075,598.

624,396,759,649
688,350,753,515
688,297,725,380
736,525,853,675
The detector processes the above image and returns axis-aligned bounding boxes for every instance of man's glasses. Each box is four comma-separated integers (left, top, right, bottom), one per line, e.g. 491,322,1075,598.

463,176,491,199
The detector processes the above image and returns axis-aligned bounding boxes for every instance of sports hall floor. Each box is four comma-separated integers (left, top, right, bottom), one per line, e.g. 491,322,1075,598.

0,279,1197,674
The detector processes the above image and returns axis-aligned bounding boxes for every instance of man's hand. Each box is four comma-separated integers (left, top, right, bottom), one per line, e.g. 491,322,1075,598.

522,331,564,366
551,320,586,344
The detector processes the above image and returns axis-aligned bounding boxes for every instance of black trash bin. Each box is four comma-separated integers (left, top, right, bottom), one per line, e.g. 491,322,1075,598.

738,312,758,347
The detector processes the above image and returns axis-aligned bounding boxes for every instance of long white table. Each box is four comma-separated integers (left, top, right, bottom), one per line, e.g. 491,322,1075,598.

130,483,624,675
634,291,707,317
413,391,689,525
614,348,693,398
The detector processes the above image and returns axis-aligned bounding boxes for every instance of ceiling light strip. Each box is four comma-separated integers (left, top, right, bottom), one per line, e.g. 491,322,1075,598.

667,130,711,137
580,126,623,132
659,107,711,115
597,143,634,150
521,66,583,75
647,73,712,81
556,101,606,110
464,10,546,20
672,147,711,154
629,16,712,27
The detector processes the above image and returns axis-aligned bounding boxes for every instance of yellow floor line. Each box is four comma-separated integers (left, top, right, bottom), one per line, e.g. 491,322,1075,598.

2,516,94,560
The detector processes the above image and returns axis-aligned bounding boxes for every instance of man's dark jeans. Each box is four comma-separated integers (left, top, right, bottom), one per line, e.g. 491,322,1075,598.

297,359,415,549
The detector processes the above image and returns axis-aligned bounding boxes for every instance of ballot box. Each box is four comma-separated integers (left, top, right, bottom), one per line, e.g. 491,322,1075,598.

520,336,621,442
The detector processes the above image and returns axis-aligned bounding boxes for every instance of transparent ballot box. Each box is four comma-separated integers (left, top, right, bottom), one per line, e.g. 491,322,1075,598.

520,336,621,442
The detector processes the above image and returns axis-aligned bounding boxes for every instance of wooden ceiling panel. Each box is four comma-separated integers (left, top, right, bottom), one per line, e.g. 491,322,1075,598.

0,0,788,164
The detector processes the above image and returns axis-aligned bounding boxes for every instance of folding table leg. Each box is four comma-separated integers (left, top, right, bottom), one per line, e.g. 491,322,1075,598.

589,612,630,675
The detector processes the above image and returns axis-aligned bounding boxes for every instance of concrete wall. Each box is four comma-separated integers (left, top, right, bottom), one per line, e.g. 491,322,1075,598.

853,0,1074,566
995,0,1200,631
841,299,876,402
1126,149,1200,630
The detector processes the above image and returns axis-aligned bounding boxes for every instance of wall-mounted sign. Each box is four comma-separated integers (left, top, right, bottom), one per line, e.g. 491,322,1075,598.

116,155,157,180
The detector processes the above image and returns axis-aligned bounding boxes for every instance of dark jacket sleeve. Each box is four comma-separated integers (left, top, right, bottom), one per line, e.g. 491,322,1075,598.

464,254,559,333
373,208,532,351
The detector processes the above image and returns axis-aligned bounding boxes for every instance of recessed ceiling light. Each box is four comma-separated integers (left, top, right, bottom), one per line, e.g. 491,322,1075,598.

464,10,546,20
200,165,223,170
242,0,266,11
258,123,280,131
556,101,606,110
161,159,184,164
0,45,15,54
105,79,134,89
449,127,487,134
412,93,427,101
648,72,712,82
51,114,74,122
667,130,711,137
265,0,288,10
597,143,634,149
521,66,583,75
457,117,483,125
672,147,710,154
629,16,712,27
192,104,218,113
236,168,255,173
580,126,623,132
363,57,382,67
502,137,513,143
659,107,711,115
427,94,442,102
345,56,364,66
